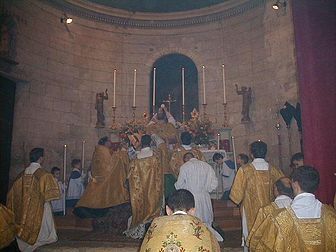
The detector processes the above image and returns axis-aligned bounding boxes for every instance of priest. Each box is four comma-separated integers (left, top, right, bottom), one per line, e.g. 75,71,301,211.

7,148,60,251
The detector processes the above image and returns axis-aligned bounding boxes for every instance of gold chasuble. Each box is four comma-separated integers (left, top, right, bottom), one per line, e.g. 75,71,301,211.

230,163,283,232
0,204,16,249
77,145,129,209
6,168,60,245
247,205,336,251
146,122,178,145
170,147,205,177
140,214,220,252
128,155,163,228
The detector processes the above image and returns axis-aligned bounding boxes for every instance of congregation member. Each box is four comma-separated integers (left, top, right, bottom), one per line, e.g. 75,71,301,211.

247,177,293,248
140,189,220,252
50,166,65,215
7,148,60,251
175,152,223,241
170,131,205,177
75,136,129,218
230,140,283,250
237,153,249,168
248,166,336,251
124,135,163,239
213,152,236,200
66,159,85,208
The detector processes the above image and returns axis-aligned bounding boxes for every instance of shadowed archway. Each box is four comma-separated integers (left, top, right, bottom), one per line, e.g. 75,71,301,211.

150,53,199,122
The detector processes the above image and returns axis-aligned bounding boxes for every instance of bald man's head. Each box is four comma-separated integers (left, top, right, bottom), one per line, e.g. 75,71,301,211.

274,177,293,198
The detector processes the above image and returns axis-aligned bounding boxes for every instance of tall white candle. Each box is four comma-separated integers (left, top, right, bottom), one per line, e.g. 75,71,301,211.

153,67,156,107
63,144,67,216
113,69,116,107
217,133,220,150
133,69,137,107
81,140,85,170
222,64,226,104
202,65,206,104
182,67,185,106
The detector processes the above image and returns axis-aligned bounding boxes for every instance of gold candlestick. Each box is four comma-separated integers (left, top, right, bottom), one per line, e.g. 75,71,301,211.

182,104,186,122
152,105,156,117
202,103,207,119
110,106,118,130
222,102,229,128
132,106,136,120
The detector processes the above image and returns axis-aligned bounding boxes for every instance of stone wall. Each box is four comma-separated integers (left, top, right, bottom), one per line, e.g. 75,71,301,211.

5,0,300,179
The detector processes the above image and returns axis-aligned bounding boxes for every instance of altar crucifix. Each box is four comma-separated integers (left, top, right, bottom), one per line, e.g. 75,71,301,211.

162,94,176,112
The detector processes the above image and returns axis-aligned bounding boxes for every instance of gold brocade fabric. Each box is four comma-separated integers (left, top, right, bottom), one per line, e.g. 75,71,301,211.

6,168,60,245
77,146,129,209
248,205,336,252
0,204,16,249
146,122,178,144
128,155,163,228
140,214,221,252
169,147,205,177
155,143,172,174
229,164,283,232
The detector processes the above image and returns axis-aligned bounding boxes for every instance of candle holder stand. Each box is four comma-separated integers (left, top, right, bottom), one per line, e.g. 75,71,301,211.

182,104,186,122
132,106,137,120
222,102,229,128
202,103,207,119
110,106,118,130
152,105,156,118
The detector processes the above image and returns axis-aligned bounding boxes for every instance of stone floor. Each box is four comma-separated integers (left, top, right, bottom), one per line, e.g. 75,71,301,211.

37,229,243,251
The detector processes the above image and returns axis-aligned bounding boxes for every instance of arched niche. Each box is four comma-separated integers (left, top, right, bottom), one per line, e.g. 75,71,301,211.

150,53,199,122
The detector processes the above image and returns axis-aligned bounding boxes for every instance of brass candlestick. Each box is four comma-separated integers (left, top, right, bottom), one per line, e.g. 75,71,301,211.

110,106,117,130
202,103,207,119
132,106,136,120
182,104,186,122
222,102,229,128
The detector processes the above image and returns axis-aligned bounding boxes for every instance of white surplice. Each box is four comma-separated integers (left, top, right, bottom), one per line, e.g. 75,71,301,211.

66,168,85,200
16,162,58,252
51,181,65,212
175,158,223,241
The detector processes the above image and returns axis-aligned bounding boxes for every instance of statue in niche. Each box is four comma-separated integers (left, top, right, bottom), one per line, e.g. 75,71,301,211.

95,89,108,128
235,84,252,123
0,16,17,59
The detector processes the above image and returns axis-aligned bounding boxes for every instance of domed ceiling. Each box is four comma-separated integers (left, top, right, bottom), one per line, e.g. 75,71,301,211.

86,0,228,13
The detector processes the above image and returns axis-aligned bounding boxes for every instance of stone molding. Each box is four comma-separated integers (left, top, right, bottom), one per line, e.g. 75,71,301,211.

44,0,265,29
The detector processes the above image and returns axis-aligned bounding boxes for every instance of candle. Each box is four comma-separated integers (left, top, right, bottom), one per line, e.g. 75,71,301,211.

182,67,185,106
222,64,226,104
202,65,206,104
133,69,137,107
217,133,220,150
63,144,67,216
113,69,116,107
153,67,156,107
81,140,85,170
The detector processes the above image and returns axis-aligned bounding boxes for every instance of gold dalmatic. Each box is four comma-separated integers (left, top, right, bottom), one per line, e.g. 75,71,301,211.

247,205,336,251
77,145,129,209
140,214,221,252
128,155,163,228
0,204,16,249
146,122,178,144
7,168,60,245
230,163,283,232
169,147,205,177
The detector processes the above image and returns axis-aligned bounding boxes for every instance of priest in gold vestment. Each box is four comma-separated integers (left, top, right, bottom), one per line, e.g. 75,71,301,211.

248,166,336,251
170,131,205,177
75,137,129,216
7,148,60,251
124,135,163,239
140,189,220,252
230,141,283,250
0,203,16,249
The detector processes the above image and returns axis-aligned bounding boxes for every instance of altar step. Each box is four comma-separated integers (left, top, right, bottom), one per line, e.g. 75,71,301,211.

54,208,93,231
213,200,241,231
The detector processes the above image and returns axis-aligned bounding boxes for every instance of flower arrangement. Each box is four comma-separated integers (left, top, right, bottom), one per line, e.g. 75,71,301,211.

181,109,214,146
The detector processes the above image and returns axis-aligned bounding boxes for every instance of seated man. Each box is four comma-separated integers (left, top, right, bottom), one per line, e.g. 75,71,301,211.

213,152,236,200
7,148,60,251
140,189,220,252
247,177,293,248
248,166,336,251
